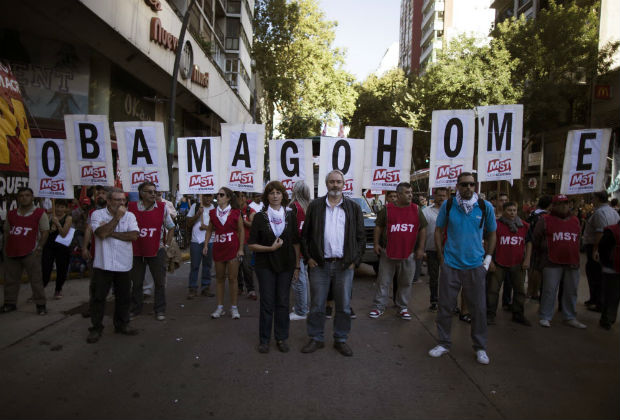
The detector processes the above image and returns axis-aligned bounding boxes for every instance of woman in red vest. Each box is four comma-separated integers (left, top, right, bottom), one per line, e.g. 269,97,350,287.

203,187,244,319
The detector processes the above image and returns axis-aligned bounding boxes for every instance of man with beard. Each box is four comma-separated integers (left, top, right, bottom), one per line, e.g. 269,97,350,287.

300,170,365,357
533,195,587,329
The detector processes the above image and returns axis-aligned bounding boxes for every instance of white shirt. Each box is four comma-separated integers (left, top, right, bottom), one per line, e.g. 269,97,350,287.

324,196,345,258
90,208,139,272
249,201,264,213
422,205,440,251
187,203,214,244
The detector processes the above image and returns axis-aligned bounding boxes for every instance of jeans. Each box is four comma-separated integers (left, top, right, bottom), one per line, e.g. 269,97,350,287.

188,242,212,290
89,268,131,332
585,244,602,306
256,268,293,344
307,261,354,343
131,248,167,315
539,266,579,321
291,258,309,315
374,251,415,311
488,264,526,318
238,244,255,293
601,271,620,325
426,251,440,304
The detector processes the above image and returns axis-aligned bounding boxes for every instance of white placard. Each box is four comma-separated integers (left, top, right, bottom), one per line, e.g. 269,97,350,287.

114,121,169,192
362,126,413,191
220,123,265,192
429,110,476,188
268,139,314,198
177,137,221,195
64,114,114,186
476,104,523,182
560,129,612,195
28,138,74,199
318,137,364,198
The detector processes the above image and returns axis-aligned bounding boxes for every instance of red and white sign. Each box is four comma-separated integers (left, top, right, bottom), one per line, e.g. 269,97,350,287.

269,139,314,198
429,110,475,188
363,126,413,191
177,137,220,194
28,138,74,199
220,123,265,192
318,136,364,198
560,129,612,195
476,104,523,182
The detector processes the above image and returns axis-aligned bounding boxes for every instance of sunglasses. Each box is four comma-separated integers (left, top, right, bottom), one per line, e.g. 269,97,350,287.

217,193,227,197
458,182,476,187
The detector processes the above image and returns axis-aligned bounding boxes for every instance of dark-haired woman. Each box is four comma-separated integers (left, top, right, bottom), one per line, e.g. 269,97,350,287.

42,199,73,299
203,187,244,319
248,181,300,353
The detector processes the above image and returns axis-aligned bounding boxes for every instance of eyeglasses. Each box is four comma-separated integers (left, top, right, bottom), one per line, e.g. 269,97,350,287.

458,182,476,187
217,193,227,197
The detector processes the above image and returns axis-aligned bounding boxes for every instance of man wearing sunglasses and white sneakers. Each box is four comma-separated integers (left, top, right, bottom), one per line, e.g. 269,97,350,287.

428,172,496,365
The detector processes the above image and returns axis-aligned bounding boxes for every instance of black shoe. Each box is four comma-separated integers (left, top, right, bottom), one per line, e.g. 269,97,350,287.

487,316,496,325
502,304,511,311
86,329,102,343
258,343,269,353
512,315,532,326
587,304,602,313
600,321,612,330
276,340,289,353
0,304,17,314
459,313,472,324
429,303,438,312
201,288,215,297
325,306,333,319
301,339,325,353
114,327,139,336
36,305,47,315
584,299,593,306
334,341,353,357
350,308,357,319
82,310,90,318
452,307,460,316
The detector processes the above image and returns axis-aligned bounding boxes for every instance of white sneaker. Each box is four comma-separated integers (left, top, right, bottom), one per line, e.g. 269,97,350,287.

155,313,165,321
476,350,490,365
428,345,449,358
539,319,551,328
211,307,225,319
564,319,586,329
231,307,240,319
289,312,307,320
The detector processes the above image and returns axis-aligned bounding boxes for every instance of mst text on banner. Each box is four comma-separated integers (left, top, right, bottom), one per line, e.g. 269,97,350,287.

114,121,169,192
476,104,523,182
362,126,413,191
429,110,475,188
64,114,114,186
28,138,74,199
560,129,612,195
220,123,265,192
318,136,364,198
268,139,314,198
177,137,221,195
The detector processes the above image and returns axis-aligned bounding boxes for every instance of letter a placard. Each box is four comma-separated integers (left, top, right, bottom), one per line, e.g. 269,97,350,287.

268,139,314,198
429,110,475,188
318,136,364,198
476,104,523,182
560,129,612,195
64,114,114,186
114,121,169,192
177,137,221,194
363,126,413,191
28,138,74,199
220,123,265,192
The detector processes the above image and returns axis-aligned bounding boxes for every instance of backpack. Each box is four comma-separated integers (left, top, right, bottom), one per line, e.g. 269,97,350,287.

445,196,487,229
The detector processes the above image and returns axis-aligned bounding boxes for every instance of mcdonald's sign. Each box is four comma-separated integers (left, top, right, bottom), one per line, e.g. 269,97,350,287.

595,85,611,100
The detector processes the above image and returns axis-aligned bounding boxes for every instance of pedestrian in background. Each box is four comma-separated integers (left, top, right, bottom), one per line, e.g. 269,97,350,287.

289,181,311,321
594,219,620,330
238,191,257,300
422,187,448,312
186,194,215,298
41,199,73,299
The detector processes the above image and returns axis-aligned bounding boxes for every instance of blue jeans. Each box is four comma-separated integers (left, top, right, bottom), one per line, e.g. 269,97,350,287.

188,242,212,290
307,261,354,343
291,258,308,315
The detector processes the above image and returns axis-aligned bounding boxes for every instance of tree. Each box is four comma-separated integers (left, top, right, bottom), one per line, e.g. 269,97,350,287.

253,0,357,139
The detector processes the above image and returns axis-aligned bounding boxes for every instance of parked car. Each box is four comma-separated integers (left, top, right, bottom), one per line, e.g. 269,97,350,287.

351,197,379,274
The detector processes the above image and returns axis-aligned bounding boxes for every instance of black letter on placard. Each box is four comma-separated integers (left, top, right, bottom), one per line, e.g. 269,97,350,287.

78,123,100,159
131,129,154,165
42,141,61,177
444,118,463,158
187,139,212,172
487,113,512,151
232,133,251,167
576,132,596,170
281,141,299,177
376,129,397,166
332,139,351,174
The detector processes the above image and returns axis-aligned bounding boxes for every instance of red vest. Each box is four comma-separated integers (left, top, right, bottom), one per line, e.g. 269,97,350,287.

209,208,241,262
385,202,420,259
607,224,620,273
292,201,305,235
544,214,580,265
129,201,165,257
6,207,45,257
241,206,255,242
494,219,529,267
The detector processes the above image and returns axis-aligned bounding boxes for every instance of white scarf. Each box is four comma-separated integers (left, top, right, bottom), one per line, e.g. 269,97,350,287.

267,206,285,237
217,205,231,225
456,191,479,215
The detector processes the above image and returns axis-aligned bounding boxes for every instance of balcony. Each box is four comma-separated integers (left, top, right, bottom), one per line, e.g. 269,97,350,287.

227,0,241,14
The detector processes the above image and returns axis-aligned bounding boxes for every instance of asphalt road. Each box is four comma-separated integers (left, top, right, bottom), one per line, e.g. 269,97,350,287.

0,259,618,419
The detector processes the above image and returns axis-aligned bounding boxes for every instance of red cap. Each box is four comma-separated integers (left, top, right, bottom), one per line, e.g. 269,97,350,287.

80,197,91,205
552,194,569,203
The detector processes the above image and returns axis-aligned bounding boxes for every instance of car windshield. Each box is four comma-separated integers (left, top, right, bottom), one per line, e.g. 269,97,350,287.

352,197,372,214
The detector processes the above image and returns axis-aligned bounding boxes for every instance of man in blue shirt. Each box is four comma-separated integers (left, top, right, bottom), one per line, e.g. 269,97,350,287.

428,172,497,365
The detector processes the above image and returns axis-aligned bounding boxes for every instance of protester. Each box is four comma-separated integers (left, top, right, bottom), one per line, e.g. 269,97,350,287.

489,192,511,309
249,193,264,213
203,187,244,319
87,188,139,343
1,187,49,315
594,219,620,330
422,187,448,311
370,182,427,320
289,181,311,320
178,196,190,215
532,194,587,329
428,172,496,365
238,191,257,299
248,181,300,353
41,199,74,299
300,170,365,357
128,182,175,321
526,195,552,300
72,196,91,248
186,194,215,298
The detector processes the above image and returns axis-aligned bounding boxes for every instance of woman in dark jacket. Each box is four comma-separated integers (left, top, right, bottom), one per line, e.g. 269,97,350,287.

248,181,300,353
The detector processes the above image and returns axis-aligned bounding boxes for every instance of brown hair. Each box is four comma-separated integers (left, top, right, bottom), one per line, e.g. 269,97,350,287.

218,187,239,209
262,181,290,208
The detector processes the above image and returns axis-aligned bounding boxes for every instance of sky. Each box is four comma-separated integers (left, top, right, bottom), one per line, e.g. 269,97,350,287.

318,0,401,81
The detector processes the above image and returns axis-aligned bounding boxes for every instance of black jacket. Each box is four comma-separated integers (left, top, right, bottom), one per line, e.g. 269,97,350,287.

300,195,365,268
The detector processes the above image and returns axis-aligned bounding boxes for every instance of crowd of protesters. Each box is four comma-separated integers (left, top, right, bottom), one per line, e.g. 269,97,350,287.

1,171,619,363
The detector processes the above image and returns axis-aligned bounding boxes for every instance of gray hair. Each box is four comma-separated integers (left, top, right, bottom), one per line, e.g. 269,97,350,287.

324,169,345,185
291,180,311,212
106,187,124,199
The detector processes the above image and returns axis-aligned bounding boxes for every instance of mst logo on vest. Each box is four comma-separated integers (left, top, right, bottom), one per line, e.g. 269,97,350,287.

40,178,64,191
229,171,253,184
390,224,416,233
139,227,159,238
569,172,595,187
373,169,400,183
81,165,107,179
487,158,511,174
500,235,524,245
189,174,214,187
553,232,578,242
9,226,33,236
132,171,159,184
436,164,463,180
215,232,234,242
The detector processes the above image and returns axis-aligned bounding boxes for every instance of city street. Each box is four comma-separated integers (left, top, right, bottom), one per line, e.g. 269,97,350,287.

1,259,618,419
